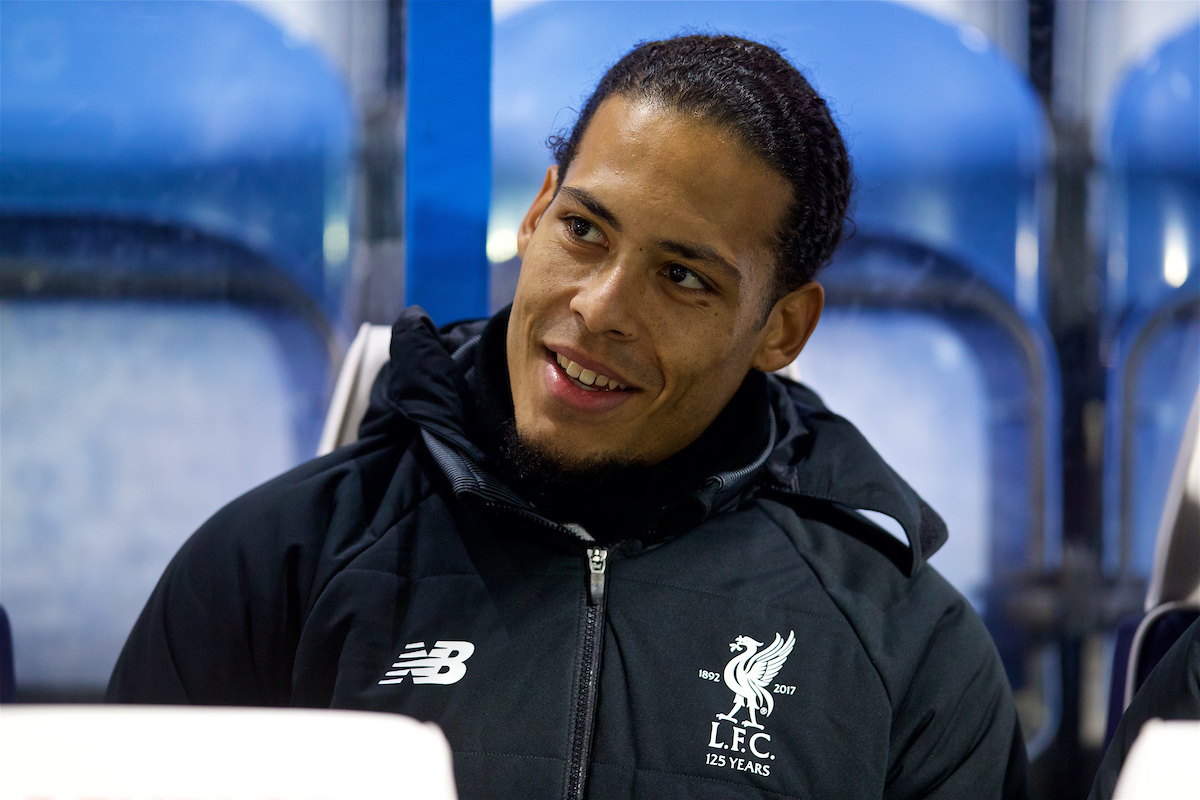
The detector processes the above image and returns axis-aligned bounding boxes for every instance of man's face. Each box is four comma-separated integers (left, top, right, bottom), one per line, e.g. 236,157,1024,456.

506,95,818,468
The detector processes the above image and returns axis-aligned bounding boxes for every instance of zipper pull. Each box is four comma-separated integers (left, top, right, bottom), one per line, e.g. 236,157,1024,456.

586,547,609,606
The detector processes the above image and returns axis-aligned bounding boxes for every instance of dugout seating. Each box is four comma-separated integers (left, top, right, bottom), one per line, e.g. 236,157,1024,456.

1100,21,1200,590
1105,388,1199,746
0,1,351,697
1099,22,1200,743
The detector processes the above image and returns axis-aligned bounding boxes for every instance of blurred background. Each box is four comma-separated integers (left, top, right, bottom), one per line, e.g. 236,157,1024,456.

0,1,1196,797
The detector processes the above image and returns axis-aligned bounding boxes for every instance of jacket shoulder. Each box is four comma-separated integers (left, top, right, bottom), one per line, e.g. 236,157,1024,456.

197,433,416,558
107,431,432,704
754,496,972,657
753,497,1026,799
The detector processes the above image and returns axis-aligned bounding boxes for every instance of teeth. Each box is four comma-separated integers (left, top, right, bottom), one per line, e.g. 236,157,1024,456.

553,352,625,391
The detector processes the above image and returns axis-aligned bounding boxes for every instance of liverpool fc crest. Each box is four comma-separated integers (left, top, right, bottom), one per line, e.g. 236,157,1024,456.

716,631,795,729
703,630,796,776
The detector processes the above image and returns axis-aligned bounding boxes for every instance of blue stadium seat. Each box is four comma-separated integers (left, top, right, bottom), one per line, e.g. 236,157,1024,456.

1101,21,1198,736
1105,388,1199,746
0,0,355,319
0,1,352,695
1101,22,1200,584
492,0,1060,754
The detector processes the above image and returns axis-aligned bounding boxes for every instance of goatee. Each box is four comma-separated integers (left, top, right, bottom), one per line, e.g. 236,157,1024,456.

498,419,649,522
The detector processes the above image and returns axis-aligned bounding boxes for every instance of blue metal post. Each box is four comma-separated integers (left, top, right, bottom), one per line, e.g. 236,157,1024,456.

404,0,492,324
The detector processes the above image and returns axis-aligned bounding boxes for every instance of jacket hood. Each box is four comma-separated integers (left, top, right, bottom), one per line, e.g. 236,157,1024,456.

764,378,948,575
360,307,947,574
359,306,488,461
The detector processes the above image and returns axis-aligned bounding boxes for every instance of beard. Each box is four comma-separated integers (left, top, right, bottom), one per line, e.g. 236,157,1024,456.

498,419,650,522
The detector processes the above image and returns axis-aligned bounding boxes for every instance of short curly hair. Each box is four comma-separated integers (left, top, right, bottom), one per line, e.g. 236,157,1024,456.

550,34,852,308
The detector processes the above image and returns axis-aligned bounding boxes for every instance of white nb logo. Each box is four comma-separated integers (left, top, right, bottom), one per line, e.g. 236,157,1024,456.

378,640,475,685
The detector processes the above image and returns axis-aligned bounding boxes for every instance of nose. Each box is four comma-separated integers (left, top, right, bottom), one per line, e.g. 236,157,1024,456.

568,261,641,339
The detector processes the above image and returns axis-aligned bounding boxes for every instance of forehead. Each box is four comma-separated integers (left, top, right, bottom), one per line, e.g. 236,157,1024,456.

562,96,792,288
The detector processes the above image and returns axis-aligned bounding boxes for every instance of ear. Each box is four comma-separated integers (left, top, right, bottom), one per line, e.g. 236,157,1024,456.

517,165,559,259
751,282,824,373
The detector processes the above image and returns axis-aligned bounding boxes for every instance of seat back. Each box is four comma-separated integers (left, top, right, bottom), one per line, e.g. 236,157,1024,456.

0,1,351,697
1145,389,1200,613
0,0,355,319
1102,22,1200,581
318,323,395,455
1106,389,1200,743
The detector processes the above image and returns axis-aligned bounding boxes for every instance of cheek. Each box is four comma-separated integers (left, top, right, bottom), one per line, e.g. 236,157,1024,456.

656,314,740,368
515,241,571,297
657,348,729,406
510,263,556,326
660,318,760,395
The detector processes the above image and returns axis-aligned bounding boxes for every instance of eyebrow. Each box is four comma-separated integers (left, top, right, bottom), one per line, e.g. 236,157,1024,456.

559,186,622,232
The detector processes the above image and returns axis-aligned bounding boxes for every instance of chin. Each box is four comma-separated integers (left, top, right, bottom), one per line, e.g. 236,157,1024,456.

511,420,641,475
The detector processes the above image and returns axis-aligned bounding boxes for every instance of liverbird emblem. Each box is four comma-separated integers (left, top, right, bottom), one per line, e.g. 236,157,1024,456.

716,631,796,730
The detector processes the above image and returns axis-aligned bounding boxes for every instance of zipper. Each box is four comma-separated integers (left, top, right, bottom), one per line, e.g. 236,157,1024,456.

565,545,608,800
471,490,609,798
418,433,616,797
586,547,608,604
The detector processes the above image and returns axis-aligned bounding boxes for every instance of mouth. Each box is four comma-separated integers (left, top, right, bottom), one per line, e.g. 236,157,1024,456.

550,350,633,393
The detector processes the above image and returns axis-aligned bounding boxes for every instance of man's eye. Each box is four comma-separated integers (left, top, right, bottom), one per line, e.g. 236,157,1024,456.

567,217,603,243
667,264,708,290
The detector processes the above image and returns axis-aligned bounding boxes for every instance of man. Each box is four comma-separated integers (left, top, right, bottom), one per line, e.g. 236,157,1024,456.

110,35,1029,799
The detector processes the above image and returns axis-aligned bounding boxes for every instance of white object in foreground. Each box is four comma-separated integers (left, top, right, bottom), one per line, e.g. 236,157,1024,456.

0,705,457,800
1113,718,1200,799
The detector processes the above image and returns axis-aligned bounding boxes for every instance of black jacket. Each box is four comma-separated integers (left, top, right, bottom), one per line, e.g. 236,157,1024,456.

109,308,1028,800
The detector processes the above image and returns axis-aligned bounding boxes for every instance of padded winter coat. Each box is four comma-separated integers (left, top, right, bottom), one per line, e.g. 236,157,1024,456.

109,308,1029,800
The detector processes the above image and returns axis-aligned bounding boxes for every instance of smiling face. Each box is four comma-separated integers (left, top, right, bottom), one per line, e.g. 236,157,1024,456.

506,96,824,468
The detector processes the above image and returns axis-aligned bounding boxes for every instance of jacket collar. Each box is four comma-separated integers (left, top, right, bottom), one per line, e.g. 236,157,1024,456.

364,307,946,573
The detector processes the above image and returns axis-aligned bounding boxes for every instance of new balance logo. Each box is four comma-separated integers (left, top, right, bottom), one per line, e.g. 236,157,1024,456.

378,641,475,685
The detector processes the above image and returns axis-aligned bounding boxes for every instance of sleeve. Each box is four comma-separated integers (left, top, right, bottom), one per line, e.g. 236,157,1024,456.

105,474,325,706
1088,615,1200,800
882,599,1030,800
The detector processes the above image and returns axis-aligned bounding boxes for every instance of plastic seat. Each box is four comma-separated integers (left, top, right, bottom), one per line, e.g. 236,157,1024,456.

0,0,354,319
1101,22,1200,584
1106,389,1200,746
318,323,395,455
0,1,351,695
